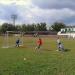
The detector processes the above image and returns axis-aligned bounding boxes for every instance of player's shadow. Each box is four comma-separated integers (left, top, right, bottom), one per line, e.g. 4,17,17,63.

64,49,70,52
42,49,52,51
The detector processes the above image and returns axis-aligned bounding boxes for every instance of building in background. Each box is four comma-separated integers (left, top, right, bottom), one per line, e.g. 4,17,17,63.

57,26,75,38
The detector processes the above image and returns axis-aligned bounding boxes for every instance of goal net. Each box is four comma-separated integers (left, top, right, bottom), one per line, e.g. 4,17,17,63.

2,31,24,48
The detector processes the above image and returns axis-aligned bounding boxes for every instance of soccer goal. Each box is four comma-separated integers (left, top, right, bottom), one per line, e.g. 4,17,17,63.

2,31,24,48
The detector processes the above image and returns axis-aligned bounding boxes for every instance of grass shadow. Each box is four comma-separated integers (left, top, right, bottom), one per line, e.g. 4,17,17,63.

64,48,70,52
42,48,52,51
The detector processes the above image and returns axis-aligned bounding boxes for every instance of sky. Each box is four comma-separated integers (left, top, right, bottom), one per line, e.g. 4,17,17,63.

0,0,75,26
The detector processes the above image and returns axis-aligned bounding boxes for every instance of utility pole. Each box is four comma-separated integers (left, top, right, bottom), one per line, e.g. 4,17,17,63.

11,14,17,26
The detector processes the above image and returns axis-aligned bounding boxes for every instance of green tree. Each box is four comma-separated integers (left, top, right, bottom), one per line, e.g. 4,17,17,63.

40,23,47,31
22,24,35,32
51,22,66,32
21,24,27,32
26,24,35,31
36,23,47,31
36,23,41,31
1,23,16,33
15,25,22,31
30,24,35,31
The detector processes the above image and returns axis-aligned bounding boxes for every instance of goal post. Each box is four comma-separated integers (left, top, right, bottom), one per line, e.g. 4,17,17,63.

2,31,24,48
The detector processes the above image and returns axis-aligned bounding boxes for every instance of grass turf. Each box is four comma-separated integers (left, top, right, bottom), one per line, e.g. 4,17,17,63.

0,36,75,75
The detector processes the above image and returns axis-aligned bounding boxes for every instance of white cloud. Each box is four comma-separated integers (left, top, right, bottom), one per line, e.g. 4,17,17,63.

32,0,75,9
0,0,75,26
0,0,32,5
29,7,75,23
0,0,13,4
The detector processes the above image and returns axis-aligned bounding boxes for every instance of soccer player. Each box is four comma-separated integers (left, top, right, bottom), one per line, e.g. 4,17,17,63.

59,43,64,51
56,37,61,51
16,38,20,47
35,37,43,49
57,37,61,45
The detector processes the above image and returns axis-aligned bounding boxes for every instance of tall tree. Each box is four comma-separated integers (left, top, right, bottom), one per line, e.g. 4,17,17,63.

40,23,47,31
1,23,15,33
36,23,47,31
51,22,66,32
15,25,22,31
22,24,27,32
36,23,41,31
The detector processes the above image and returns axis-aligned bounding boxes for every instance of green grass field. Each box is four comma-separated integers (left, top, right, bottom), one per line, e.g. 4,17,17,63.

0,36,75,75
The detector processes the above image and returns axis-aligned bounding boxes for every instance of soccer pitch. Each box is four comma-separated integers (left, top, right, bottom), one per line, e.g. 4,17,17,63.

0,36,75,75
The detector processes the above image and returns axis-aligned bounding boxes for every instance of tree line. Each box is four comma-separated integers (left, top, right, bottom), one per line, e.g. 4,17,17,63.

0,22,66,33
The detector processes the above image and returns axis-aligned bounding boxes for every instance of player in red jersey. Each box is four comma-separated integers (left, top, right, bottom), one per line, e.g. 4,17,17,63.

35,37,43,49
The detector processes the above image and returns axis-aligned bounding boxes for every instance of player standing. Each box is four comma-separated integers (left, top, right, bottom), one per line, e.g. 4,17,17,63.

16,38,20,47
56,37,61,51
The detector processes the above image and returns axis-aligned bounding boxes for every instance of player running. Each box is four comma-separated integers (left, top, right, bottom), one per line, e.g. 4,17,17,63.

35,37,43,49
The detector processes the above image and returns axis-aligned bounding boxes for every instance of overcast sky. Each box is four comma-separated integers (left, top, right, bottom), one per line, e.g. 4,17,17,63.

0,0,75,26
